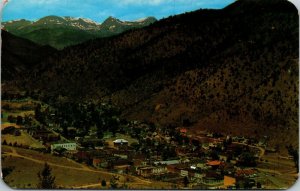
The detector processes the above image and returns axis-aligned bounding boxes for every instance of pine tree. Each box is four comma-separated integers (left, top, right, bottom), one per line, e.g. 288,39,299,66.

37,163,56,189
110,175,119,189
101,179,107,187
183,176,189,187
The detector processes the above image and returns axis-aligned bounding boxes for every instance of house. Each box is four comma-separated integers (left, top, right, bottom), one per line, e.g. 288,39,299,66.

28,127,60,142
235,169,257,178
180,128,187,136
113,139,129,147
202,171,224,186
133,159,147,167
137,166,154,177
74,151,91,163
51,142,77,151
196,161,208,169
223,176,236,188
152,165,168,175
137,165,168,177
93,158,102,167
206,160,221,167
194,172,205,180
113,165,131,174
180,169,189,177
153,160,180,166
219,155,228,162
167,164,178,173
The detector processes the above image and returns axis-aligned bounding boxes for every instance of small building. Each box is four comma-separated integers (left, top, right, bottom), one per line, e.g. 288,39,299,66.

113,139,129,147
153,160,180,165
180,128,187,136
137,166,154,177
93,158,102,167
206,160,221,166
203,172,224,186
137,165,168,177
223,176,236,188
152,165,168,175
180,169,189,177
51,142,77,151
235,169,257,178
219,155,228,162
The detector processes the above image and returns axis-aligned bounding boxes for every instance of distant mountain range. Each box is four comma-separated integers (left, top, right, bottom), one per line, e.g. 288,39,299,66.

2,16,157,49
2,0,298,149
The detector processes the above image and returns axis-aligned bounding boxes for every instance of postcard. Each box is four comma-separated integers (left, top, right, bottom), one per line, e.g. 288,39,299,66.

0,0,299,190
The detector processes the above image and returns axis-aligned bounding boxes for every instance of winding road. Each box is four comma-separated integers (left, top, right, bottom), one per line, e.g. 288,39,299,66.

2,146,153,188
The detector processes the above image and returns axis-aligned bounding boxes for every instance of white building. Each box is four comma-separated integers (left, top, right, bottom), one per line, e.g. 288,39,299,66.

113,139,129,147
51,142,77,151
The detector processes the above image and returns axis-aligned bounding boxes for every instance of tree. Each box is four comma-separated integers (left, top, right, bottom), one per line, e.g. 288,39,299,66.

286,145,299,172
24,115,32,125
210,150,220,160
191,139,200,147
7,115,15,123
257,182,262,189
16,116,23,125
183,176,189,187
37,163,56,189
238,152,257,167
35,104,45,124
2,167,14,181
110,175,119,189
101,179,107,187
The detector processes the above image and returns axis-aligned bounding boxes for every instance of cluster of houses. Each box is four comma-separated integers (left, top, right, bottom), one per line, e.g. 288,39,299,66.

46,134,260,189
14,120,265,189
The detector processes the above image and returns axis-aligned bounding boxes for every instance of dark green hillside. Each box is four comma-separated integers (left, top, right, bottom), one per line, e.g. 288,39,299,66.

19,28,98,50
1,30,57,81
3,19,32,32
2,0,298,148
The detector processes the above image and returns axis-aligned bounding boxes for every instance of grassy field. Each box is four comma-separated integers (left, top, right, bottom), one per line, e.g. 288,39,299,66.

256,152,298,189
2,156,115,189
3,146,82,168
1,146,116,189
1,145,175,189
1,131,44,148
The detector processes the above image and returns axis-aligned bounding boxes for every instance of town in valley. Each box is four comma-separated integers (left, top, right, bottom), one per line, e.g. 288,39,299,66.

1,95,298,189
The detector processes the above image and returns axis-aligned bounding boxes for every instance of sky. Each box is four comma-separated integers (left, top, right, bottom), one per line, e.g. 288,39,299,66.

1,0,235,23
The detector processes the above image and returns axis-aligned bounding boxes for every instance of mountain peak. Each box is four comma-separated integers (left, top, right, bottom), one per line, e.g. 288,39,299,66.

35,15,66,25
101,16,124,28
103,16,122,23
135,16,157,23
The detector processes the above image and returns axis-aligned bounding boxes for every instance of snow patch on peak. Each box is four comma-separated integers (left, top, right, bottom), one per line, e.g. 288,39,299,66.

63,17,99,25
135,18,148,22
64,16,78,21
82,18,99,25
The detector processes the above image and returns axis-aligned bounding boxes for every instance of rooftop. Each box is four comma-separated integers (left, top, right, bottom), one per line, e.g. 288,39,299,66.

113,139,129,143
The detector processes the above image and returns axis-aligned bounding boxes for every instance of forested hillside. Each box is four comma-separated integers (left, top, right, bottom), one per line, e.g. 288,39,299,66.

1,30,57,81
2,0,298,148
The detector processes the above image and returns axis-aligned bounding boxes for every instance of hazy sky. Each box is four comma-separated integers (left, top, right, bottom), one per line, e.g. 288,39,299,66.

2,0,234,22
